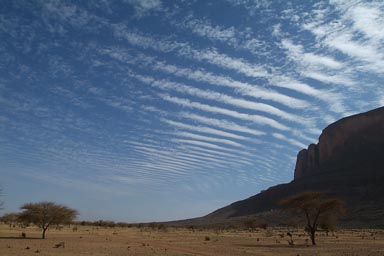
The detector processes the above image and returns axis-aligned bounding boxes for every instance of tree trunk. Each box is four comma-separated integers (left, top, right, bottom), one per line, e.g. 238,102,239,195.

42,228,47,239
310,229,316,245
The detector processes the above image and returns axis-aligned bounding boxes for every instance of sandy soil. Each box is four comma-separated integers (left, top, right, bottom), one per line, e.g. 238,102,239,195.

0,224,383,256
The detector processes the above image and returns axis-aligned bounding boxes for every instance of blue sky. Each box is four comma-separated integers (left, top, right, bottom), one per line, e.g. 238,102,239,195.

1,0,383,222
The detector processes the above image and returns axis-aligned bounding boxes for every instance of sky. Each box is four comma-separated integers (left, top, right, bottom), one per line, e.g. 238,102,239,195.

0,0,383,222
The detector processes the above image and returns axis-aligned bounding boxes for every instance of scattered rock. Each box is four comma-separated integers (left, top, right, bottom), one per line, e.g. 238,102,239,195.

53,241,65,248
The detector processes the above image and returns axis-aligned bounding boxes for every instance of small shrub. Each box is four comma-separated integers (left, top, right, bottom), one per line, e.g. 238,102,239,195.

265,228,274,237
286,232,294,246
157,224,168,232
242,217,268,231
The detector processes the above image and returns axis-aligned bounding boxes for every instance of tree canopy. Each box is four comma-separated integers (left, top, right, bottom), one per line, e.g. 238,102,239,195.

18,201,78,239
0,212,19,225
280,191,345,245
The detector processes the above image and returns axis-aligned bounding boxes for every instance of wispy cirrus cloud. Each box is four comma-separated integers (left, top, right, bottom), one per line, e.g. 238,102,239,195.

173,16,270,57
171,138,242,156
272,133,307,149
179,16,237,44
224,0,272,15
160,94,289,131
150,60,309,109
281,39,344,69
186,48,270,79
162,119,248,141
303,0,384,76
181,112,266,137
124,0,163,17
134,74,305,123
174,131,244,148
280,39,356,88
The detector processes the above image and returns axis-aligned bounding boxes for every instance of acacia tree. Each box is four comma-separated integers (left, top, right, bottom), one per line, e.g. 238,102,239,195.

18,202,78,239
280,191,345,245
0,212,19,227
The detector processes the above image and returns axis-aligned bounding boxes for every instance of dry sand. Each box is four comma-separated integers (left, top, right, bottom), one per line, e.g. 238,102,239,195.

0,224,383,256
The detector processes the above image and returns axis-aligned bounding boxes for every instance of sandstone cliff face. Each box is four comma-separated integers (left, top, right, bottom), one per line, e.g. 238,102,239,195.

294,107,384,179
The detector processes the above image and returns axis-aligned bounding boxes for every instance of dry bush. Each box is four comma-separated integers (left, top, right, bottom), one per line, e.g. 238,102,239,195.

241,217,268,231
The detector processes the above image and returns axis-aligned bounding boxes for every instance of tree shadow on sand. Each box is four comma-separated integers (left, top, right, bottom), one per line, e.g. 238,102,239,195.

237,243,310,249
0,236,41,240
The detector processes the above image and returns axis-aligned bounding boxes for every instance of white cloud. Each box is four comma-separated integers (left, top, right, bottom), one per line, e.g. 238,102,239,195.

151,61,309,109
303,1,384,75
180,17,236,44
225,0,272,15
336,1,384,41
325,34,384,72
172,138,239,154
281,39,345,70
181,112,265,137
277,39,353,111
43,1,93,27
109,175,154,185
125,0,163,17
188,48,269,78
161,94,289,131
181,144,253,164
304,71,356,87
162,119,248,140
175,16,269,57
272,133,307,149
113,24,186,53
271,75,328,99
272,24,282,37
302,52,344,69
175,131,244,148
148,78,303,123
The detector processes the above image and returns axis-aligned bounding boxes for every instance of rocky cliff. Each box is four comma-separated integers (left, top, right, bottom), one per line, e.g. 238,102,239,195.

294,107,384,179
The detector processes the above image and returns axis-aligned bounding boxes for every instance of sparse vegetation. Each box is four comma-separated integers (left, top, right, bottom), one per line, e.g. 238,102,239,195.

0,223,383,255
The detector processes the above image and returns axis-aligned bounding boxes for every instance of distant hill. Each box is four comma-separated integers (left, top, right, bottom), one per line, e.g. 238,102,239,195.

171,107,384,228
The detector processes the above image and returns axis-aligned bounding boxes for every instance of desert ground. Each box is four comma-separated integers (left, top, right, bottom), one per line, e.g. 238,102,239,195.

0,224,383,256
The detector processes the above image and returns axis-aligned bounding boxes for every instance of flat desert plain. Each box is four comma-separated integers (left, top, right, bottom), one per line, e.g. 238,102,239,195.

0,224,383,256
